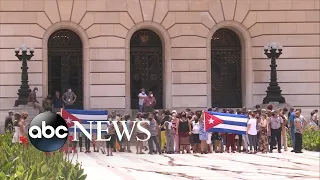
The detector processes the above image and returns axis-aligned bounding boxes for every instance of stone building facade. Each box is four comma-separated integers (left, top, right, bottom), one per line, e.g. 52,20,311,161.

0,0,319,119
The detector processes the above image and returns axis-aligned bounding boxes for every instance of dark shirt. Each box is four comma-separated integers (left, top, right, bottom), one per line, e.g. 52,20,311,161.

42,98,52,111
4,116,13,133
161,115,170,131
178,120,189,133
214,132,222,140
52,96,63,108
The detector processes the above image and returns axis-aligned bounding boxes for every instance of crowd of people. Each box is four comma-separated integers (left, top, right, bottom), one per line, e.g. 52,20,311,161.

3,87,319,156
43,105,318,156
4,111,29,145
3,106,319,156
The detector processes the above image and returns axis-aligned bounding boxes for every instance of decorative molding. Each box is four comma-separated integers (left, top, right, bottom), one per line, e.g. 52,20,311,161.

125,21,173,112
206,20,253,108
42,21,90,109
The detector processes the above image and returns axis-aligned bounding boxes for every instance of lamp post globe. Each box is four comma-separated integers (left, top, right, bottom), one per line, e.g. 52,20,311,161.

270,42,278,50
21,44,28,51
14,48,20,53
262,42,286,104
14,44,34,107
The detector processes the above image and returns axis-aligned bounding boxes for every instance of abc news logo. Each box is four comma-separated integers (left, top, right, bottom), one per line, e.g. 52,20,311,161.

28,112,150,152
30,121,68,139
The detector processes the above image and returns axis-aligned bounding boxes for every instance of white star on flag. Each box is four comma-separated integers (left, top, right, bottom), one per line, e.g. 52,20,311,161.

66,117,72,124
208,118,214,124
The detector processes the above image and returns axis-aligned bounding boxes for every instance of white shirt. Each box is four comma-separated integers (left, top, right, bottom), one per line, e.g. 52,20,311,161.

247,118,257,135
165,121,172,130
12,126,21,143
138,92,147,105
192,121,200,134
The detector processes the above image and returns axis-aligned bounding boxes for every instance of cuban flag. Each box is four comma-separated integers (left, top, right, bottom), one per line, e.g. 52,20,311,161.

61,109,109,133
204,111,248,134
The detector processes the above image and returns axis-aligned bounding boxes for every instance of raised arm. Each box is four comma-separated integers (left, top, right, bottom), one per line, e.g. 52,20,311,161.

200,111,204,122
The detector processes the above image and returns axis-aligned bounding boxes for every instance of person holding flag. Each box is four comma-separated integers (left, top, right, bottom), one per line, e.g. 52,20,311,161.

61,109,81,153
203,109,248,153
199,113,208,154
199,110,225,153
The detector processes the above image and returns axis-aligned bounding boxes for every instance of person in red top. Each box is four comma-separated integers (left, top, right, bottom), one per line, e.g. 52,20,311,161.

143,91,156,112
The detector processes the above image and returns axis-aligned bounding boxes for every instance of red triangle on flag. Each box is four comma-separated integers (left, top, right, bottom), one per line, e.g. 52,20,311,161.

61,109,80,128
204,111,223,131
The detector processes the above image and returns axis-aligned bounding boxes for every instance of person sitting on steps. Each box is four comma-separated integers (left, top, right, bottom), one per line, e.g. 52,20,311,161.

27,87,44,114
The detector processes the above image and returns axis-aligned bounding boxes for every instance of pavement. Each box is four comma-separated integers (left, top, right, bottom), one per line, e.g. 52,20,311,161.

71,148,320,180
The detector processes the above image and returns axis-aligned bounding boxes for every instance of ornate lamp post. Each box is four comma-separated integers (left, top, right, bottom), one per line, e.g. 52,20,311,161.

14,44,34,107
262,42,286,104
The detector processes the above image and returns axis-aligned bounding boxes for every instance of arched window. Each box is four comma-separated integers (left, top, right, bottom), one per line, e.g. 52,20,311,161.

48,29,83,109
130,29,163,109
211,29,242,108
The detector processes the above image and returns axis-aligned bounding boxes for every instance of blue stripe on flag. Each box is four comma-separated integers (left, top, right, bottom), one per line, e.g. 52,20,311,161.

80,120,109,124
206,111,248,134
207,128,246,135
222,120,247,127
66,109,108,115
207,111,248,118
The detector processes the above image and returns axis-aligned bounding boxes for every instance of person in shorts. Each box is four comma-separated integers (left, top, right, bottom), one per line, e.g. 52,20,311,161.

214,132,222,153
